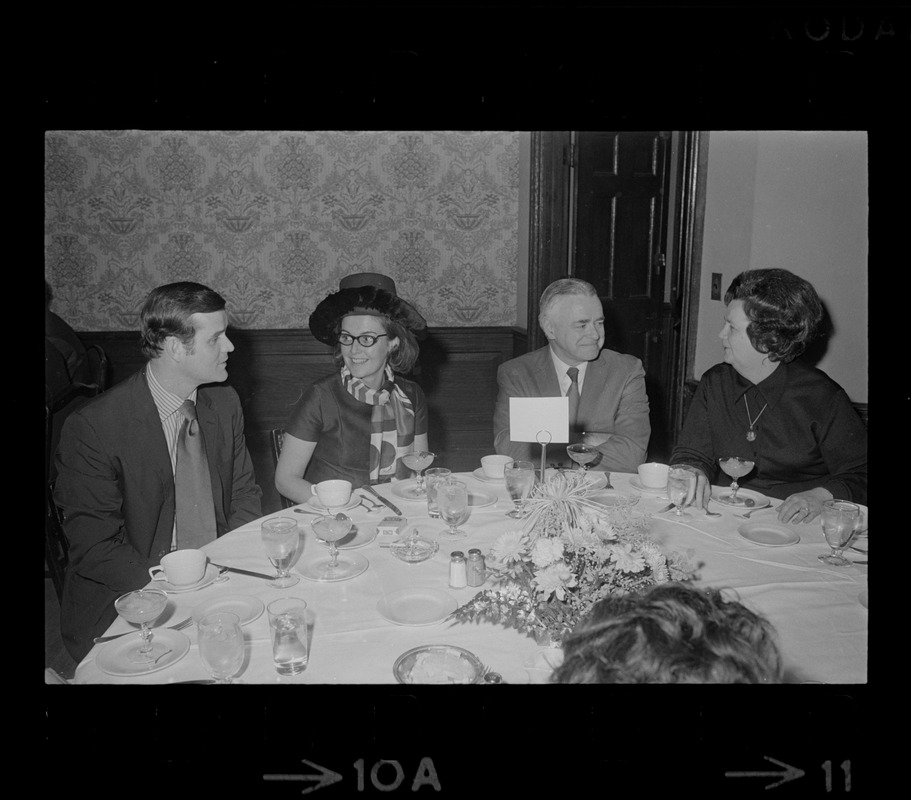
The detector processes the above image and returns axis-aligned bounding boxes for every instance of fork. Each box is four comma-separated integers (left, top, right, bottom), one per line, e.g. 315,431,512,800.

736,505,777,519
94,616,193,644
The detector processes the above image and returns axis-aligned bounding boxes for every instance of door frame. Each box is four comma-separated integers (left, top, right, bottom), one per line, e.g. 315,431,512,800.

527,130,708,452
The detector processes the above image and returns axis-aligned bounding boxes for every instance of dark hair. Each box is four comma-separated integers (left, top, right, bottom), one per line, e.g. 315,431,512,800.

332,314,420,375
139,282,226,359
551,582,782,684
724,268,823,363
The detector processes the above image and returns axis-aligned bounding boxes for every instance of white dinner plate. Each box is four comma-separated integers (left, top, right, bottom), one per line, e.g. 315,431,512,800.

315,523,378,549
304,495,361,513
467,489,497,508
629,475,667,495
191,594,265,627
589,490,640,508
377,588,458,626
472,468,504,484
298,551,369,582
96,628,190,676
390,480,429,501
737,521,800,547
149,563,220,594
712,487,771,510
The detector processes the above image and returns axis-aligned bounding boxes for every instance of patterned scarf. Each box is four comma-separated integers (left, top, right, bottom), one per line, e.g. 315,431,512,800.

340,364,415,483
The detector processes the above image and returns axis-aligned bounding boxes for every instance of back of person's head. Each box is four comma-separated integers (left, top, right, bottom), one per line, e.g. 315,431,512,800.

140,282,226,359
724,268,823,363
538,278,598,325
551,582,782,684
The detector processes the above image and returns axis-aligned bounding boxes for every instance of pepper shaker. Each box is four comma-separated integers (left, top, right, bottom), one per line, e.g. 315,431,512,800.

466,548,486,587
448,551,467,588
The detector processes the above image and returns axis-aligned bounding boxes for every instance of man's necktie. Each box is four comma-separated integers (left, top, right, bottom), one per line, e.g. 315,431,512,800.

566,366,580,429
175,399,217,548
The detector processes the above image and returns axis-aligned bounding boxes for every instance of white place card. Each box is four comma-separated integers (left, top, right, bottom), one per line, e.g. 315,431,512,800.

509,397,570,444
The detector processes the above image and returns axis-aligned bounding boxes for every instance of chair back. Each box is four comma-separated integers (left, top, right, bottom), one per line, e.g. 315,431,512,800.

270,429,295,509
45,402,69,601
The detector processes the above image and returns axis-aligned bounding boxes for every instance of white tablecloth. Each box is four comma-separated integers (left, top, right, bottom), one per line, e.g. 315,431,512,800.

73,472,867,684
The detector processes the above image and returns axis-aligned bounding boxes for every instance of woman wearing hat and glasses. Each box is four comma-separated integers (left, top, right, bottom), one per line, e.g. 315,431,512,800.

275,273,430,501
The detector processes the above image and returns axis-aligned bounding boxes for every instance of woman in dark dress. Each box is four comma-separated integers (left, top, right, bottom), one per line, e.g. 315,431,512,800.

275,273,430,503
670,268,866,524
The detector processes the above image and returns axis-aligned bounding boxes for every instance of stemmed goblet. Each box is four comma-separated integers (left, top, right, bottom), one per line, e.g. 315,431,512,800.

311,514,354,578
818,500,861,566
437,479,469,540
717,456,755,505
666,464,696,520
197,611,245,684
504,460,535,519
261,516,301,588
402,451,436,496
566,443,598,472
113,589,169,665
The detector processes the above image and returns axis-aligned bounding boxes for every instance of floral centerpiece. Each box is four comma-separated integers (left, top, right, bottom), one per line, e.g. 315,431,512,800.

450,470,699,646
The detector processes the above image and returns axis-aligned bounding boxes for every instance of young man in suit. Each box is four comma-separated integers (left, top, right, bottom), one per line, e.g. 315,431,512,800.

493,278,650,474
54,282,262,662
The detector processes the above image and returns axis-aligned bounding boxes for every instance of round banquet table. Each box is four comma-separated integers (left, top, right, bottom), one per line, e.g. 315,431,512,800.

72,471,868,684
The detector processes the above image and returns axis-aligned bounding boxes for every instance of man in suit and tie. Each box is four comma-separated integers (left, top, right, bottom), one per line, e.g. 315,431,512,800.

54,282,262,662
493,278,650,474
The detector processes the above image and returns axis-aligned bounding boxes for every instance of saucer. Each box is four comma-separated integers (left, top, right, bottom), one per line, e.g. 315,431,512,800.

390,480,428,501
737,521,800,547
149,563,219,594
467,489,497,508
472,468,504,484
378,588,456,625
315,524,377,549
96,628,191,676
305,495,360,513
298,551,369,582
629,476,667,495
711,487,771,509
858,589,868,609
191,594,265,627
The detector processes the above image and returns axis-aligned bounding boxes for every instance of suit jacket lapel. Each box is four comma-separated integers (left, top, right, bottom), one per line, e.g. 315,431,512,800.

533,346,562,397
195,389,227,527
578,353,608,421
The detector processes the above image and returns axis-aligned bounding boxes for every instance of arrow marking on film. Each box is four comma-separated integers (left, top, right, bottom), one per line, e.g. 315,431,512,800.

264,760,343,794
725,756,805,790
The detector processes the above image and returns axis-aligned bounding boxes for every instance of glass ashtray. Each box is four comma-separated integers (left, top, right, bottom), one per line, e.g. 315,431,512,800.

390,532,439,564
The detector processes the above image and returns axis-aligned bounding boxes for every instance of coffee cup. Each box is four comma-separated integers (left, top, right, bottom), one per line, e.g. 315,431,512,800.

313,479,352,509
148,548,208,586
637,462,669,489
480,454,512,480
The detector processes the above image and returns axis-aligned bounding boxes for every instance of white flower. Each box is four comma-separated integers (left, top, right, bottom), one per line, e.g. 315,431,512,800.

610,542,646,573
489,530,528,565
533,562,577,600
531,537,565,567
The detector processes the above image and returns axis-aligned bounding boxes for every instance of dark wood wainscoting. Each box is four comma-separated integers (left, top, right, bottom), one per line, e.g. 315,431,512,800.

79,327,523,514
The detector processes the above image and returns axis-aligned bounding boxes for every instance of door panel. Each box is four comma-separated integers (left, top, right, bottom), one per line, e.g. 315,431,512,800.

572,131,672,458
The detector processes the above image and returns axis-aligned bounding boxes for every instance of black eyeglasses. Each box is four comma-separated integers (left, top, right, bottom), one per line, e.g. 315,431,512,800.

338,332,389,347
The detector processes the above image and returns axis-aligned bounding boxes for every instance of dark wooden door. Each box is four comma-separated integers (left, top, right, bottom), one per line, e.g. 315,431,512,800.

572,131,674,459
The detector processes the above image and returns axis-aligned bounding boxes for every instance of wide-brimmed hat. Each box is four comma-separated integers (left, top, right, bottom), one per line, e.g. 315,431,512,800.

309,272,428,345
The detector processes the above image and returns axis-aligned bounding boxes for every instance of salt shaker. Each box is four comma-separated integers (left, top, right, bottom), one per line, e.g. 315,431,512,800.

466,549,486,587
448,551,467,588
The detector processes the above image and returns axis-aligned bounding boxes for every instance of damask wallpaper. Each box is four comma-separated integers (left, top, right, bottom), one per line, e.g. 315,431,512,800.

44,130,520,331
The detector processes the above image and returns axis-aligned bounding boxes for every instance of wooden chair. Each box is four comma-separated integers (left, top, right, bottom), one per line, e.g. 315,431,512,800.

270,429,295,509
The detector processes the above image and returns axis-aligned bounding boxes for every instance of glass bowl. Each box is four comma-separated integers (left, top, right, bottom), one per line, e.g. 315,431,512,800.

389,532,439,564
393,644,484,685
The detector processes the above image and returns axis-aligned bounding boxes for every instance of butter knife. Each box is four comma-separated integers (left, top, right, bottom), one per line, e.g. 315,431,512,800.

657,503,675,513
209,563,274,580
362,485,402,515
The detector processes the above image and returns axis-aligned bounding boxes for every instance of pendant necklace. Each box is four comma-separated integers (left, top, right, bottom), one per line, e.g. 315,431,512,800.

744,395,768,442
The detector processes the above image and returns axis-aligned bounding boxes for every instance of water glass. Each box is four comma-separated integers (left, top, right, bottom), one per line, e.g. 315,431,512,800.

267,597,309,675
424,468,452,518
819,500,861,566
197,611,245,684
